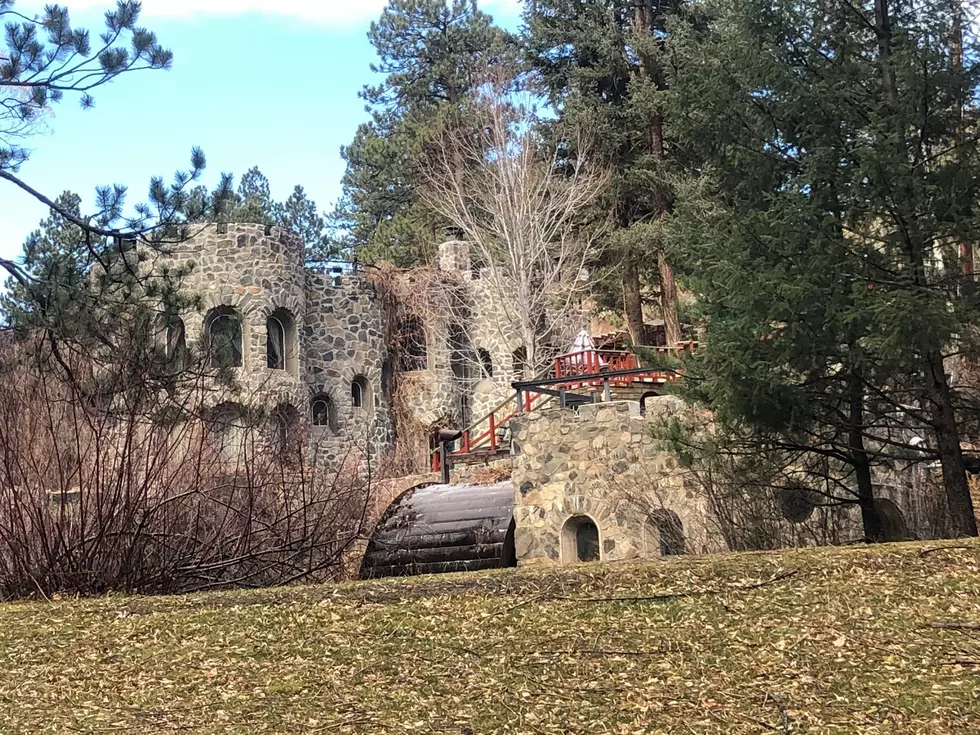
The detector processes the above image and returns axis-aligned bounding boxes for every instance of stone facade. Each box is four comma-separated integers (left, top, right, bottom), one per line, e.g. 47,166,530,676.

149,225,538,470
510,398,724,566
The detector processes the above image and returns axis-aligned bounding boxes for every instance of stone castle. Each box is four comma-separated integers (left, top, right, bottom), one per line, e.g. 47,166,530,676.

155,223,952,576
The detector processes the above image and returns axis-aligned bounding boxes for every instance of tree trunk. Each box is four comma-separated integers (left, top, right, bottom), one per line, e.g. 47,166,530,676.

849,373,882,541
927,352,979,536
649,114,681,346
874,0,977,536
623,259,646,345
658,251,681,346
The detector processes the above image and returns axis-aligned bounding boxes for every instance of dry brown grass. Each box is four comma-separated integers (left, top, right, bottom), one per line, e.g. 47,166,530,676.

0,540,978,733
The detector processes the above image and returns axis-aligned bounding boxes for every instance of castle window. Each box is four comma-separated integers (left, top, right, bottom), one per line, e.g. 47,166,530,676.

512,346,527,381
650,509,686,556
209,402,249,462
311,394,339,433
562,515,600,564
205,307,243,369
267,317,285,370
351,375,373,411
397,316,427,371
155,314,187,372
479,348,493,379
266,308,298,375
270,403,301,463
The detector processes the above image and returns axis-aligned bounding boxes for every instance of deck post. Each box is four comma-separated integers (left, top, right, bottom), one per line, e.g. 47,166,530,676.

603,376,611,402
515,389,524,413
439,442,451,484
559,386,567,409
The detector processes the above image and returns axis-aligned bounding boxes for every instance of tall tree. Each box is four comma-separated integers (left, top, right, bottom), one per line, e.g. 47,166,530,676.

331,0,513,266
667,0,980,537
0,1,212,332
421,73,609,376
523,0,690,346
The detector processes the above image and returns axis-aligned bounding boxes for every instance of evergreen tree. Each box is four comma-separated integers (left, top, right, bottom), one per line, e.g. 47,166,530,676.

331,0,513,266
523,0,695,346
274,186,333,265
667,0,980,537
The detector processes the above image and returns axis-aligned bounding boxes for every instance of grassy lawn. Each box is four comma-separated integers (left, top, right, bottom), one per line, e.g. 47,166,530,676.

0,541,978,734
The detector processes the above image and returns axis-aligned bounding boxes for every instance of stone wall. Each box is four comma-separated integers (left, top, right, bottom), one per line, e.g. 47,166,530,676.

510,398,724,567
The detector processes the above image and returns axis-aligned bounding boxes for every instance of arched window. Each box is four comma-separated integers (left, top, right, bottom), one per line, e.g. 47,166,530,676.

351,375,372,411
512,346,527,381
478,348,493,379
562,515,601,563
266,308,298,375
397,316,427,371
155,314,187,372
311,394,339,433
205,307,243,369
209,402,249,462
650,509,686,556
639,391,660,416
267,316,286,370
270,403,301,462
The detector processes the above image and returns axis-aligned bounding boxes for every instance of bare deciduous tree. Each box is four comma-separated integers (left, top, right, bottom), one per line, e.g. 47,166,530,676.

420,73,610,378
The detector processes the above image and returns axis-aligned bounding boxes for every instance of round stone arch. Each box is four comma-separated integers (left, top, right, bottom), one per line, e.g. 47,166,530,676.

308,384,342,435
556,494,637,565
561,515,601,564
334,365,383,414
200,293,262,367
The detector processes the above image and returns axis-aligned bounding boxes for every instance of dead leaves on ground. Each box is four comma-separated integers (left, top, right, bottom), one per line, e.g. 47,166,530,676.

0,542,978,733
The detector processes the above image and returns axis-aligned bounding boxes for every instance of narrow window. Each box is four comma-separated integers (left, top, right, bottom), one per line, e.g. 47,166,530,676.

397,316,427,371
479,348,493,379
351,375,372,411
512,346,527,381
267,316,286,370
206,308,243,369
311,394,338,433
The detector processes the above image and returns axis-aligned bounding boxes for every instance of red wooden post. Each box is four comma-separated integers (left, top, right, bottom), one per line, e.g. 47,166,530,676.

463,429,471,454
489,412,497,452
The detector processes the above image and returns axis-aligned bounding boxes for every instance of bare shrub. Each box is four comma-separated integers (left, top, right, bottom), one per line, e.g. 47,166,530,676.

0,337,378,599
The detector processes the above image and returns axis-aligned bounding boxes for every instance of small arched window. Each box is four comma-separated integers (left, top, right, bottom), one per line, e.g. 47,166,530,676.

205,307,243,369
311,394,339,433
271,403,301,463
562,515,601,564
266,308,298,375
209,402,249,462
478,348,493,379
650,509,686,556
267,316,286,370
155,314,187,372
512,346,527,381
351,375,372,411
397,316,427,371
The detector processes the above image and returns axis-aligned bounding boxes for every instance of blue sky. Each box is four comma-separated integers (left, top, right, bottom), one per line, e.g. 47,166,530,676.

0,0,523,262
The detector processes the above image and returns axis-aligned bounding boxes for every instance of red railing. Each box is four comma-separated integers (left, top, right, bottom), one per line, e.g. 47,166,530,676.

554,350,639,378
429,389,555,473
429,344,699,473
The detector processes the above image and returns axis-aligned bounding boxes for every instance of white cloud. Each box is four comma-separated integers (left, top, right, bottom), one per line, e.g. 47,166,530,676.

57,0,523,25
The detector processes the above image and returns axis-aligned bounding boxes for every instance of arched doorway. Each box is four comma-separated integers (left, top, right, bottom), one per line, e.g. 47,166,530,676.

650,509,686,556
562,515,601,564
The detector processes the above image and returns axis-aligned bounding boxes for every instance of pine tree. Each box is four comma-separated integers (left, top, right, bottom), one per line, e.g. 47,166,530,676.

667,0,980,538
523,0,693,346
331,0,513,266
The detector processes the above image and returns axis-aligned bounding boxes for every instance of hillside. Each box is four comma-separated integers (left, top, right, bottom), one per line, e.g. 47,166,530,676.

1,542,978,734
